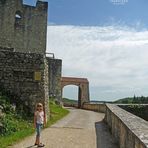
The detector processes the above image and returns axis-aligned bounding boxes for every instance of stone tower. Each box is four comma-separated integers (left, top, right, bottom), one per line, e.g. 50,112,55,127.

0,0,48,53
0,0,49,119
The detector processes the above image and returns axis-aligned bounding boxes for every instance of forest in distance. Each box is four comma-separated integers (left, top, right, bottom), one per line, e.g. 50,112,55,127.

63,97,148,121
63,96,148,104
114,96,148,104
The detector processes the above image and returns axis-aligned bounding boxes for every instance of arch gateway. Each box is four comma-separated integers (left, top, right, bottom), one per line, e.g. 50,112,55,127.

61,77,90,108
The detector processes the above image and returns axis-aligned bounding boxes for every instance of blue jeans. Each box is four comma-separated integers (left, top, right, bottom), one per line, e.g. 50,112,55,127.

36,123,43,137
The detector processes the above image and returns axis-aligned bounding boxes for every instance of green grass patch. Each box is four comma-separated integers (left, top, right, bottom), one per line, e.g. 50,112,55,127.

0,101,69,148
46,101,69,127
0,127,34,148
0,118,34,148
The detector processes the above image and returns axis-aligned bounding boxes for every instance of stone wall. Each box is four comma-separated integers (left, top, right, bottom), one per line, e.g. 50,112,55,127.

0,49,49,118
43,57,50,119
118,104,148,121
0,0,48,53
79,82,90,106
61,77,90,108
83,103,148,148
82,103,106,113
105,104,148,148
47,58,62,103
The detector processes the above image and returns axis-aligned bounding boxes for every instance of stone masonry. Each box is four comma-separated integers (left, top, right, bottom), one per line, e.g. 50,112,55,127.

61,77,90,108
0,0,48,53
47,58,62,103
105,104,148,148
0,0,64,119
0,0,52,119
83,103,148,148
0,47,49,116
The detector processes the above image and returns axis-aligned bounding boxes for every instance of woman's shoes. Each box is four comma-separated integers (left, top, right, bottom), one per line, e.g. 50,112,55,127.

37,143,45,147
34,143,45,147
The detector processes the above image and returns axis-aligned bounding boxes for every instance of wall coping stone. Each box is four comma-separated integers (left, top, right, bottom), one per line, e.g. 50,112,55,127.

106,104,148,147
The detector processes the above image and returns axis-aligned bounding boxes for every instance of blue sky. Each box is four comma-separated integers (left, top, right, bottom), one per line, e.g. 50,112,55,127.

23,0,148,27
23,0,148,101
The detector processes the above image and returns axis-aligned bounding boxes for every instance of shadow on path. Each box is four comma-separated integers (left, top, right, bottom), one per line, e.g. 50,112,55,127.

25,145,36,148
95,121,118,148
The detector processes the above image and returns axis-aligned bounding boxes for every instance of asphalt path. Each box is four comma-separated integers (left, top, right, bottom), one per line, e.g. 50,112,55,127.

11,108,118,148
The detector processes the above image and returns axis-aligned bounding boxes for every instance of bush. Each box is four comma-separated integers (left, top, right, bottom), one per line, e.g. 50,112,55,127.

0,100,69,148
0,91,32,136
0,115,17,136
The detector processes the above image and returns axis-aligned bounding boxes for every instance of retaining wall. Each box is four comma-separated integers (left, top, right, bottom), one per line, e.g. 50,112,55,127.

105,104,148,148
118,104,148,121
82,103,148,148
82,103,106,113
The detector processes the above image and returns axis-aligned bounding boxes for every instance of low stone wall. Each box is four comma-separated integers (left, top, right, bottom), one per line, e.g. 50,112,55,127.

83,103,148,148
118,104,148,121
105,104,148,148
63,103,78,108
82,103,106,113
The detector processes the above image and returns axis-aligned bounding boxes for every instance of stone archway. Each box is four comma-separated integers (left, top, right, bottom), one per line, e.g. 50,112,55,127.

61,77,90,108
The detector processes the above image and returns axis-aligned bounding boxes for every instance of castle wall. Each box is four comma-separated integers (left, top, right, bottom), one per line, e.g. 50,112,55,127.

61,77,90,108
83,103,148,148
0,0,48,53
47,58,62,103
105,104,148,148
0,48,49,117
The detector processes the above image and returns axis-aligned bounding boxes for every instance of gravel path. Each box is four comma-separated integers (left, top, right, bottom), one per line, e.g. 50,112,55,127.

11,108,118,148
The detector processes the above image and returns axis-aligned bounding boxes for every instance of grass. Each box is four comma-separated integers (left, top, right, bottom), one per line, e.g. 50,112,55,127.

46,101,69,127
0,127,34,148
0,101,69,148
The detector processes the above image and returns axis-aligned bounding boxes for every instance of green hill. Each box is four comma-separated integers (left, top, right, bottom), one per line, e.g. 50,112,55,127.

114,96,148,104
62,98,78,104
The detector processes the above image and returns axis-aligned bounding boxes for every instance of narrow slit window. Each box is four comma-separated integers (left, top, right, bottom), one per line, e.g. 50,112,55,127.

15,14,22,19
15,10,22,28
15,10,22,20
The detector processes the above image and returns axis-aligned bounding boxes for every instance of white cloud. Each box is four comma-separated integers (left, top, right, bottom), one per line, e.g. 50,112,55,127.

47,25,148,101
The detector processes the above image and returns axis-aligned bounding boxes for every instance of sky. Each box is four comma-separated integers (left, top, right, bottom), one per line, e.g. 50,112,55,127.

23,0,148,101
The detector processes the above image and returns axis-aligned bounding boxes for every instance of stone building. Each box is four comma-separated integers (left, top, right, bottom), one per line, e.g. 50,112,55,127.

47,58,62,103
0,0,63,119
0,47,49,116
0,0,48,53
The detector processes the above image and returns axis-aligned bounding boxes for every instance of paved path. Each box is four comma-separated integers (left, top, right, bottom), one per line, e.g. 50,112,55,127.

12,108,118,148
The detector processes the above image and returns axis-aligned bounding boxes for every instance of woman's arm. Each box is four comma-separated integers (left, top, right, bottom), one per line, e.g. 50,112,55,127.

43,111,46,127
34,112,37,128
